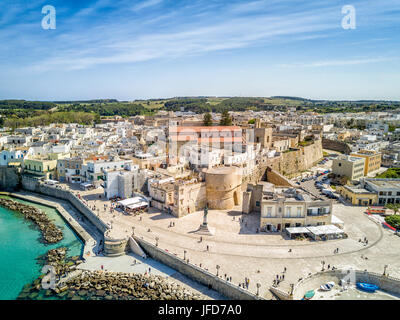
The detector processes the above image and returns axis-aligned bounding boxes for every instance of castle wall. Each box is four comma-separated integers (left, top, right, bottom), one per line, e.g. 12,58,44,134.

0,166,20,191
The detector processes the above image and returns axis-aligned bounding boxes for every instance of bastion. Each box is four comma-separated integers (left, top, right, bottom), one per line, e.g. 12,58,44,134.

204,166,242,210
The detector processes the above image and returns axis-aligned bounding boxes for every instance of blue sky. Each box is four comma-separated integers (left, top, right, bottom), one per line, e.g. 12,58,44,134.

0,0,399,100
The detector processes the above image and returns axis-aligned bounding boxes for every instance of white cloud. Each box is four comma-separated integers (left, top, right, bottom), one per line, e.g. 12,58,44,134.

279,57,396,68
131,0,163,12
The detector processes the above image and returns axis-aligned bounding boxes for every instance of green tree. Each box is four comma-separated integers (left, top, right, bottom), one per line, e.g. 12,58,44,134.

203,112,213,126
220,110,232,126
385,215,400,230
385,203,400,215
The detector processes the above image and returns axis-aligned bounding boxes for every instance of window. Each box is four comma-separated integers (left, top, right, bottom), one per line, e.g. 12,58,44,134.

267,207,272,217
286,207,291,217
297,207,302,217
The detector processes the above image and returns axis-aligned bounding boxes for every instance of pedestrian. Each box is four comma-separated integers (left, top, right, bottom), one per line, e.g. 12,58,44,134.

284,267,287,273
206,245,209,251
282,274,285,280
200,236,203,243
101,265,104,270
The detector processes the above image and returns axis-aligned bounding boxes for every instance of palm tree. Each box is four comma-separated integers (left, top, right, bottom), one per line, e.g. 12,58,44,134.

385,203,400,215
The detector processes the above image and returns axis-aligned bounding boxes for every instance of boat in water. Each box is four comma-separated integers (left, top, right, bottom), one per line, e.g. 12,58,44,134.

320,281,335,291
356,282,379,293
303,290,315,300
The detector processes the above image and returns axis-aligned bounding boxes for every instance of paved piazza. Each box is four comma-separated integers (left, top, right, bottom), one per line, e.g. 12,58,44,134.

64,183,400,299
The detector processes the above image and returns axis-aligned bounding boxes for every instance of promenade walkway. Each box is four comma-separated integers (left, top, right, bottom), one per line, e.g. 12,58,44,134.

35,183,400,299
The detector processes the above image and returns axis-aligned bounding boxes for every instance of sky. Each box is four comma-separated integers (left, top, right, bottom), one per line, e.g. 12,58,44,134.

0,0,399,101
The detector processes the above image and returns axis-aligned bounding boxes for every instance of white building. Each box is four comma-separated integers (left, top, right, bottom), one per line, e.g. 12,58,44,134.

104,168,137,199
0,149,26,166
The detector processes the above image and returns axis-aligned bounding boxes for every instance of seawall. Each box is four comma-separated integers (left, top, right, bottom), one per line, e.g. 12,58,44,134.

22,175,109,233
21,176,128,257
0,191,95,258
134,236,264,300
0,166,20,191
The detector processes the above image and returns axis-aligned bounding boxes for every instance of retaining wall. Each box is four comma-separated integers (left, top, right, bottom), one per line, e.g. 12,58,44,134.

293,269,400,300
0,166,20,191
269,287,292,300
22,175,109,234
134,236,264,300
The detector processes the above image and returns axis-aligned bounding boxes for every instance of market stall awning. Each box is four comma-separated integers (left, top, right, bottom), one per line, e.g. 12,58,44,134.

118,197,148,208
286,227,310,235
306,225,344,236
127,201,149,210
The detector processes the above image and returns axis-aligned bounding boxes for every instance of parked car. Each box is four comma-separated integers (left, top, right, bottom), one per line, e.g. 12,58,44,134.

322,189,333,196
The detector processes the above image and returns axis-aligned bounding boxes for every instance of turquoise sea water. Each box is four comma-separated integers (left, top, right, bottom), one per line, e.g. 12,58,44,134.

0,196,83,300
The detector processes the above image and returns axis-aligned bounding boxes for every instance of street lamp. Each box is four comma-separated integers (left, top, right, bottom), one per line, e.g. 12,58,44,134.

132,226,135,235
155,237,159,247
184,250,187,260
256,283,261,296
321,261,325,271
384,265,388,276
216,265,220,277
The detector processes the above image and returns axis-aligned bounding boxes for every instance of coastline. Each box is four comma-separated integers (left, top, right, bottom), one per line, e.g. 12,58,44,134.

1,191,224,300
0,191,100,259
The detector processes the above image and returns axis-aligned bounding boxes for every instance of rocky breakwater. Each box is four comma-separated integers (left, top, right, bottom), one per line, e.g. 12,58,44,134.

0,198,63,244
17,247,84,300
61,271,203,300
19,247,202,300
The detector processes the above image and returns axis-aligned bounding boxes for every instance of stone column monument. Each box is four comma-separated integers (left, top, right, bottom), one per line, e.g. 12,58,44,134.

195,203,215,236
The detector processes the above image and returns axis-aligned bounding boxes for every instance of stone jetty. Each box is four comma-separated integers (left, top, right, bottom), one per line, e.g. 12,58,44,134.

0,198,63,243
19,247,202,300
62,271,203,300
